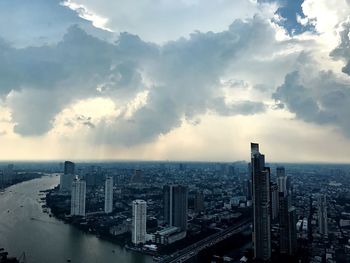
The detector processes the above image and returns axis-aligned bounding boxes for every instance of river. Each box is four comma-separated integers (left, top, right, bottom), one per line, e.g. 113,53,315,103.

0,175,153,263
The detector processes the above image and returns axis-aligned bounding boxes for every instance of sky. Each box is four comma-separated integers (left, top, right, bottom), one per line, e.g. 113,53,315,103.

1,0,350,162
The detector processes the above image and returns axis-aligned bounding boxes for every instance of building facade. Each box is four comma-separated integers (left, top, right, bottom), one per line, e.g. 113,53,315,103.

251,143,271,261
70,178,86,216
163,184,188,231
132,200,147,245
60,161,75,192
104,176,113,214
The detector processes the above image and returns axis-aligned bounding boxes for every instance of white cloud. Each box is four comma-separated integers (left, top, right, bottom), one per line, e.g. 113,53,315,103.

63,0,277,43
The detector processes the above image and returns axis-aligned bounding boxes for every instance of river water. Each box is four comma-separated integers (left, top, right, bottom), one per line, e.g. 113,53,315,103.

0,175,153,263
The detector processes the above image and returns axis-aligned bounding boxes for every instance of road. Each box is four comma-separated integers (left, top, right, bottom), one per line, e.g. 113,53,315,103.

158,218,251,263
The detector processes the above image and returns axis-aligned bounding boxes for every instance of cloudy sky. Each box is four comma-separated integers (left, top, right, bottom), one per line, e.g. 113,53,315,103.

1,0,350,162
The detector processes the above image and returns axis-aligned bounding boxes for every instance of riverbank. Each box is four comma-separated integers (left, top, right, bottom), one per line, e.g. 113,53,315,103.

45,187,159,257
0,172,44,191
0,176,153,263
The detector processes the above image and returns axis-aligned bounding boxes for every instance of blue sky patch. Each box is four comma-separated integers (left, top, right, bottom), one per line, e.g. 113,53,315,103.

260,0,315,35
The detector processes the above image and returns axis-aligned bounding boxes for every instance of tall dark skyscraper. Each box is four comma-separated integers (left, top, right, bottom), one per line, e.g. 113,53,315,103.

163,185,188,231
279,191,290,254
270,182,279,221
278,166,297,255
288,206,297,255
64,161,75,175
251,143,271,261
60,161,75,192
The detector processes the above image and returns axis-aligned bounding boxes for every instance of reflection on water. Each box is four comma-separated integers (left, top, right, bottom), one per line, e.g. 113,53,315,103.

0,175,152,263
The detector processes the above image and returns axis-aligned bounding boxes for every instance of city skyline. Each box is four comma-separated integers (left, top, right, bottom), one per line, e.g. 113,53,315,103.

0,143,349,262
1,0,350,162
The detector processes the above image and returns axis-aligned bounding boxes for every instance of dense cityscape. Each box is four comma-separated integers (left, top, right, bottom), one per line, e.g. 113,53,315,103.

1,144,350,262
1,0,350,262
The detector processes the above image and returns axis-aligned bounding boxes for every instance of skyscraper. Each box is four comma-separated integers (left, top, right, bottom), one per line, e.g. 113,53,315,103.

60,161,75,192
270,183,279,221
132,200,147,245
318,194,328,236
163,185,188,231
288,206,297,255
279,191,290,254
64,161,75,174
71,178,86,216
251,143,271,261
278,166,297,256
104,176,113,214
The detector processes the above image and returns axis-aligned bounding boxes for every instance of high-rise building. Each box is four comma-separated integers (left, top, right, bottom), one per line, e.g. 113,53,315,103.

278,166,297,256
288,206,297,255
318,194,328,236
104,176,113,214
132,200,147,245
70,178,86,216
251,143,271,261
194,191,204,213
164,185,188,231
60,161,75,192
64,161,75,174
270,183,279,221
279,191,289,254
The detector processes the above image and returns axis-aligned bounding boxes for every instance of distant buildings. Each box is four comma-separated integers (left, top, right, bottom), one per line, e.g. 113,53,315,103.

60,161,75,192
131,169,143,184
244,179,252,201
251,143,271,261
132,200,147,245
104,176,113,214
318,194,328,236
71,178,86,216
0,164,14,187
163,185,188,231
194,191,204,213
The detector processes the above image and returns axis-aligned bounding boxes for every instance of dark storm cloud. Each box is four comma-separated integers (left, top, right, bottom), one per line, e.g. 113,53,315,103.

273,70,350,136
3,26,154,135
1,15,294,145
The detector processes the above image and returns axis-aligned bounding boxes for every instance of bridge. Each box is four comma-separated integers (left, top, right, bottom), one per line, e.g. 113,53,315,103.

157,218,251,263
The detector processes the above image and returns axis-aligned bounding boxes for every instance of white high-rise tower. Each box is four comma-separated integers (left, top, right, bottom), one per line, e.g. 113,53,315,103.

104,176,113,214
71,178,86,216
132,200,147,245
